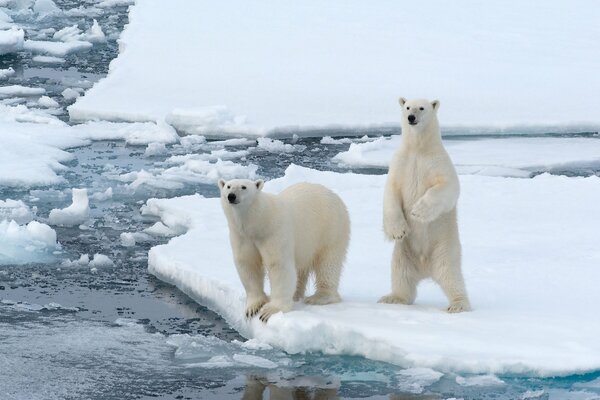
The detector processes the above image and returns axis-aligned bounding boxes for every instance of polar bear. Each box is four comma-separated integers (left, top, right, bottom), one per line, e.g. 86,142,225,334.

379,98,471,313
219,179,350,322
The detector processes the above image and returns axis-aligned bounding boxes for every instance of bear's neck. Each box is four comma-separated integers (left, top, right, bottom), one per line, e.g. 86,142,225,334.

400,118,443,151
228,193,272,238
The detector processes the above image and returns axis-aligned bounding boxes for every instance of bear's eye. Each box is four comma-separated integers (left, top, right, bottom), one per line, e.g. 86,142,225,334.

241,186,246,190
227,185,231,189
406,107,410,110
419,107,424,110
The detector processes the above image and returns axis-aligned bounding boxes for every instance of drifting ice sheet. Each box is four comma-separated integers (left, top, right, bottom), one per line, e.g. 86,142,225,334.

70,1,600,135
146,165,600,376
334,135,600,177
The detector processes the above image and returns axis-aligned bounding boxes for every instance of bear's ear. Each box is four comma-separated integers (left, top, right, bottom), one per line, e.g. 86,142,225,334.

255,179,264,191
218,179,226,189
398,97,407,106
431,99,440,111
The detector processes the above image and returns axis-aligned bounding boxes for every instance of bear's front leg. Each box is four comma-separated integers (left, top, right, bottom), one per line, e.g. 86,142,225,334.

410,176,459,223
259,248,296,323
232,238,269,318
383,178,410,241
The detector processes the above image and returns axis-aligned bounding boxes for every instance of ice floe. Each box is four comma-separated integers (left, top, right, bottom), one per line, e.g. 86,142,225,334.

334,135,600,177
145,165,600,376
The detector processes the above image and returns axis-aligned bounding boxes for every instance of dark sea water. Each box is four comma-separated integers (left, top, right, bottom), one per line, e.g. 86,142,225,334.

1,2,600,399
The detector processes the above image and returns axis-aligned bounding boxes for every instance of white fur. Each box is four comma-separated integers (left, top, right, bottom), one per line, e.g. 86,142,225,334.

219,179,350,322
379,98,471,313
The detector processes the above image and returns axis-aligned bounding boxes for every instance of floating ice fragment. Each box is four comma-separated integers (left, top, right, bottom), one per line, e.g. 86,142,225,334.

32,55,65,64
0,67,15,79
455,374,505,387
144,142,167,157
48,188,89,226
89,253,113,267
396,368,444,394
120,232,136,247
33,0,61,16
0,219,59,265
61,87,80,100
232,354,278,369
37,95,59,108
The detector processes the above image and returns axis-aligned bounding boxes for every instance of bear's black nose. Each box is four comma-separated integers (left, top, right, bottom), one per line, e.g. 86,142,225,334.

408,114,416,123
227,193,236,203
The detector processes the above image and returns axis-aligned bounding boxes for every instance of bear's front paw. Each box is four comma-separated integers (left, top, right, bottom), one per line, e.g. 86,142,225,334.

258,301,290,323
383,221,409,241
410,200,437,223
377,294,410,305
245,296,268,318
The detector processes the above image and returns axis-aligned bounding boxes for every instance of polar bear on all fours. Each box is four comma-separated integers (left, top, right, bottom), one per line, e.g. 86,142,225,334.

219,179,350,322
379,97,471,313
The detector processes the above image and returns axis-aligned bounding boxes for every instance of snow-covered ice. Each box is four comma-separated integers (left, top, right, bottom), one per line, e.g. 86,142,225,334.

48,188,89,226
70,0,600,136
0,85,45,97
24,39,93,57
334,135,600,177
145,165,600,376
0,27,24,54
31,55,65,64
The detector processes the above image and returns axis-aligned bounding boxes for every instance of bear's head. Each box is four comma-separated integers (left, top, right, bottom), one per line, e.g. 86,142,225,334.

398,98,440,131
218,178,264,208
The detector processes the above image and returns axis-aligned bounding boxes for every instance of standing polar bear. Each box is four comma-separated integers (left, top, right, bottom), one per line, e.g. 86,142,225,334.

379,98,471,313
219,179,350,322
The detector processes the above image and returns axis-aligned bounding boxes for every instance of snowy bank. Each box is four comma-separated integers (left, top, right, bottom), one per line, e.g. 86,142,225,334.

70,1,600,136
334,135,600,177
146,165,600,376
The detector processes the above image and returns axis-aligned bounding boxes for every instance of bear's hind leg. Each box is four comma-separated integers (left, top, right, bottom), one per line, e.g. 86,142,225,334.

431,246,471,313
378,242,419,305
293,268,309,302
304,249,343,305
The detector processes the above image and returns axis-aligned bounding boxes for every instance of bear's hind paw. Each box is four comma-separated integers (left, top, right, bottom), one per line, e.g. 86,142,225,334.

377,294,410,305
245,297,268,318
258,302,284,323
446,300,471,313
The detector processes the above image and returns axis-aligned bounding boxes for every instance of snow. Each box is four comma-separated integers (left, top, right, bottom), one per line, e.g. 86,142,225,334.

72,120,179,145
48,188,89,226
334,135,600,177
0,27,24,55
0,85,45,97
24,39,93,57
32,55,65,64
70,1,600,137
146,165,600,376
0,219,59,265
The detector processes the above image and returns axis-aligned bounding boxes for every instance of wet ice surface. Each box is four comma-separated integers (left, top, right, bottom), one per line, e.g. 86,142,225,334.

2,139,600,400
